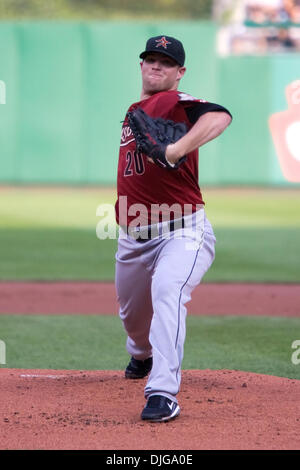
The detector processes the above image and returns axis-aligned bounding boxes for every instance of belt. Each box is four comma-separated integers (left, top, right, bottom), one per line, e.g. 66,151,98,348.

128,218,185,243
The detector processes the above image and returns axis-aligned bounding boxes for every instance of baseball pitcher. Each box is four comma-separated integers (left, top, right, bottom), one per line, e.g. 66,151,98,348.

115,35,232,422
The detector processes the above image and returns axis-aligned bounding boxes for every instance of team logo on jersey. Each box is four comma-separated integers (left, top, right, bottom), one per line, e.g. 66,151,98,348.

155,36,171,49
120,125,135,147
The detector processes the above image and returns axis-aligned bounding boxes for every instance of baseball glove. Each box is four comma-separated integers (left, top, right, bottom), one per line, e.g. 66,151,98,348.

127,107,188,170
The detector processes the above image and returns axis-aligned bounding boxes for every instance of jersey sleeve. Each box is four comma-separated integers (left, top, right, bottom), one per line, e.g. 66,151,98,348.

185,101,232,124
177,92,232,125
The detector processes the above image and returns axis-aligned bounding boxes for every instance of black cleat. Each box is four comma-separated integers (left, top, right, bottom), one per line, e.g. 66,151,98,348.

141,395,180,422
125,356,152,379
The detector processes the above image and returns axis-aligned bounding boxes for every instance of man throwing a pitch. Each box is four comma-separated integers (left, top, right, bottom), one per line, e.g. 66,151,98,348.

115,35,232,422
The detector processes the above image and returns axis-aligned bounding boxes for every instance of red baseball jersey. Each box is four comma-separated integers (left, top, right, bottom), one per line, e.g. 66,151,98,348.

115,90,231,227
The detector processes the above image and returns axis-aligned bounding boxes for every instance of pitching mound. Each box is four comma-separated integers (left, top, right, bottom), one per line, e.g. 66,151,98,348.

1,368,299,450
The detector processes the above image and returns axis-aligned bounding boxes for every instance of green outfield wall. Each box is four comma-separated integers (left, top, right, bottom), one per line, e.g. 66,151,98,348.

0,21,299,185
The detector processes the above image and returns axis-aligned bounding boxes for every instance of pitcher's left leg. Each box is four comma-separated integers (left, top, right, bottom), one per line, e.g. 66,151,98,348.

144,228,216,401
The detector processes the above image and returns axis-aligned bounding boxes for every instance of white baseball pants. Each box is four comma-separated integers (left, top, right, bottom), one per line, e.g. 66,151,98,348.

115,209,216,403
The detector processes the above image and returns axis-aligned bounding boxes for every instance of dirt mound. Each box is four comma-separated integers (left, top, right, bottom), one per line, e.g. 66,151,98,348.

1,368,299,450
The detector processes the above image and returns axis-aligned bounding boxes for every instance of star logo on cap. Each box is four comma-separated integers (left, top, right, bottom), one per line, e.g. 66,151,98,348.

155,36,171,49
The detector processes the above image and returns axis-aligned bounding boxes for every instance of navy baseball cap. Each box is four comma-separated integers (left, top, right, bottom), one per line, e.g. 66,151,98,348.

140,35,185,67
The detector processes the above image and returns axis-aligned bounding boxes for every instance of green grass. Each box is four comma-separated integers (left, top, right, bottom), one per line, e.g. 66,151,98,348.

0,314,127,370
0,315,299,380
0,187,116,230
1,227,299,281
1,186,300,281
184,316,300,379
204,187,300,228
205,227,300,282
1,228,117,280
2,186,300,229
